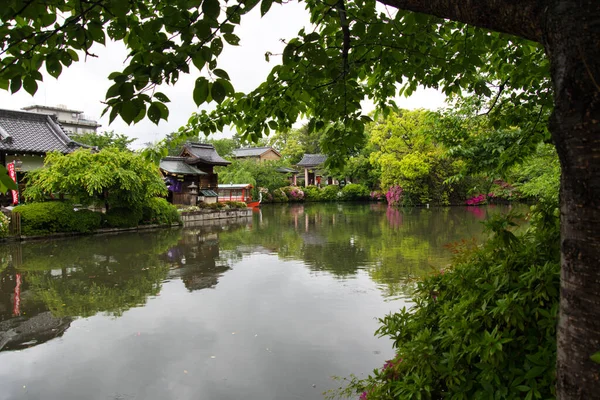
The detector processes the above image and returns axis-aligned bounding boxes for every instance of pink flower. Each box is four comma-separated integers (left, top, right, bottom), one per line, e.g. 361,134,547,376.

359,392,368,400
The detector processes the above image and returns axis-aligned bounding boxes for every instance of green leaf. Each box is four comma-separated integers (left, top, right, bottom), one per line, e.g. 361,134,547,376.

192,52,206,71
211,79,226,103
202,0,220,20
212,69,229,79
10,77,22,94
193,77,209,106
23,77,38,95
591,352,600,364
223,33,240,46
260,0,273,16
148,103,161,124
46,59,62,79
121,101,140,125
524,366,546,379
154,92,170,103
0,165,17,191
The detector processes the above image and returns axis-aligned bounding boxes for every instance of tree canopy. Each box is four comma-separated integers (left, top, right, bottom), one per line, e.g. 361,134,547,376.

70,130,135,151
24,148,167,210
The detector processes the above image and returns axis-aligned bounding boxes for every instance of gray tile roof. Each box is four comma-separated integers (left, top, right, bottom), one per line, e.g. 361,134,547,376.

275,167,299,174
233,146,280,158
297,153,327,167
0,109,80,154
160,157,208,175
182,142,231,166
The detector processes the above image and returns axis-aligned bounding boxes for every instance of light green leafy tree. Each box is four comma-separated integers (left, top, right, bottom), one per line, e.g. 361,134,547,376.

70,130,135,151
24,148,167,211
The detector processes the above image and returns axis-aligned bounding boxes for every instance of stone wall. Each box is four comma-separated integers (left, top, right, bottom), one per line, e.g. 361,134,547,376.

180,209,252,225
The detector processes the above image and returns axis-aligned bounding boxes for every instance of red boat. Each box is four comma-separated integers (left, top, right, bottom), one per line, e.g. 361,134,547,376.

217,183,262,207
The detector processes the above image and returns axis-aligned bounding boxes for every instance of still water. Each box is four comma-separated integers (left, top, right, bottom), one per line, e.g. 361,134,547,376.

0,203,518,400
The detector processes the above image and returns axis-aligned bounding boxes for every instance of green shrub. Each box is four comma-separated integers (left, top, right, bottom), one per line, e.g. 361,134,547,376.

104,207,142,228
73,209,102,232
0,212,9,237
321,185,341,201
303,185,322,201
225,201,248,209
330,203,560,400
271,188,288,203
341,183,370,201
14,202,103,235
142,198,181,225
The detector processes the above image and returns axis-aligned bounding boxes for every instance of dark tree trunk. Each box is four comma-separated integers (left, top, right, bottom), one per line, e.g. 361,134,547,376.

373,0,600,397
544,1,600,398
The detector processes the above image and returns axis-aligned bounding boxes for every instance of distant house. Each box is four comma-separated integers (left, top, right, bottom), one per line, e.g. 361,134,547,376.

160,142,231,206
21,104,101,135
297,154,334,187
232,146,281,162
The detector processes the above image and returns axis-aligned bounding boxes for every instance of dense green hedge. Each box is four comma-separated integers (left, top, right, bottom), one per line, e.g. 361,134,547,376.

103,207,142,228
330,203,560,400
142,198,181,225
14,202,102,235
341,183,370,200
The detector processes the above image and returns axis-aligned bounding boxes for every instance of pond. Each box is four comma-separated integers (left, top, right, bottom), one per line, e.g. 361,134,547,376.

0,203,522,400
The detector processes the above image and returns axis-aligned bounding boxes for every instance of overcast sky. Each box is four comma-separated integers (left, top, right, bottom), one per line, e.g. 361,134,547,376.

0,1,445,149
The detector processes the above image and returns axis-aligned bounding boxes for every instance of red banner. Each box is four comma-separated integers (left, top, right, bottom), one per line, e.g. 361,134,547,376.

7,162,18,205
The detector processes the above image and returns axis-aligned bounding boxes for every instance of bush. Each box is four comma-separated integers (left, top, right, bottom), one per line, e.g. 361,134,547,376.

142,198,181,225
303,185,322,201
14,202,102,235
225,201,248,209
104,207,142,228
281,186,305,202
271,188,288,203
330,203,560,400
0,213,9,237
321,185,341,201
73,209,102,232
341,183,370,201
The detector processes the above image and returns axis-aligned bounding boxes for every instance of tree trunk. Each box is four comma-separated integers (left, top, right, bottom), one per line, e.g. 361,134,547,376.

544,2,600,398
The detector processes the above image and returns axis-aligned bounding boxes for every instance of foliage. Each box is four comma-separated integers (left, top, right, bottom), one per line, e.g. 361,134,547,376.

224,200,248,209
270,188,288,203
217,159,290,194
103,207,143,228
368,110,460,205
466,193,487,206
328,203,560,400
13,201,102,235
321,185,342,201
142,197,181,225
281,186,305,202
510,143,560,201
24,148,167,211
70,130,135,151
341,183,370,201
268,124,324,164
0,212,9,237
303,185,322,202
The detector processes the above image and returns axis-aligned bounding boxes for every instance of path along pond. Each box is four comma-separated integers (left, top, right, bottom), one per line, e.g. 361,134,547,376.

0,203,525,400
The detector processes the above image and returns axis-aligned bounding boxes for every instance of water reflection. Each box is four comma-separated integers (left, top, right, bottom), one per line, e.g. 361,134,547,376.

0,204,522,400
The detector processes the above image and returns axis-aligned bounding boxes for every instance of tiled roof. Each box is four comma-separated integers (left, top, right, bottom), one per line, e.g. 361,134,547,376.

160,156,208,175
0,109,80,154
233,146,280,158
218,183,253,190
275,167,299,174
182,142,231,166
297,153,327,167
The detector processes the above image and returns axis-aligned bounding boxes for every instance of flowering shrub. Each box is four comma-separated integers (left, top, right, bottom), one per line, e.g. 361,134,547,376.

385,185,403,206
281,186,305,202
271,188,288,203
466,193,487,205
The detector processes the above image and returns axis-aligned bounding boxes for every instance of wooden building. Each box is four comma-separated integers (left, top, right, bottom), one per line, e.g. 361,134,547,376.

217,184,253,203
160,142,230,206
296,154,334,187
232,146,281,162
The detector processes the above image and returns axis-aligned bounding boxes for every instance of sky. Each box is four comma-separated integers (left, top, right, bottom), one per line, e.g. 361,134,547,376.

0,1,446,149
